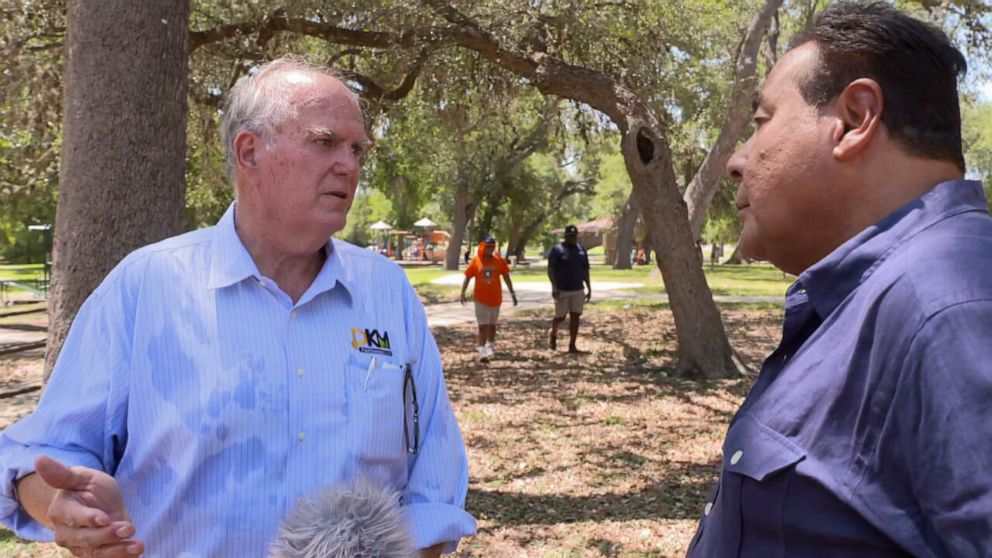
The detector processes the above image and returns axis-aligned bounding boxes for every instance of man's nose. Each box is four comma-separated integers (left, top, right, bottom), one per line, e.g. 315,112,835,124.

727,146,746,183
333,148,361,176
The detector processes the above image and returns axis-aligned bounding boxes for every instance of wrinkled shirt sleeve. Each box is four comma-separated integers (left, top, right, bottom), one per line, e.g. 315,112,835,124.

0,279,132,540
895,300,992,557
400,282,476,553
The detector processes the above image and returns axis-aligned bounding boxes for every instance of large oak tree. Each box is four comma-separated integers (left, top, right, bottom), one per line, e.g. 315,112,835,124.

45,0,189,376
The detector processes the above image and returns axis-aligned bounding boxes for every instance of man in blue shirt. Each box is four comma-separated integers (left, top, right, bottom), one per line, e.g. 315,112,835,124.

687,2,992,556
547,225,591,353
0,58,475,557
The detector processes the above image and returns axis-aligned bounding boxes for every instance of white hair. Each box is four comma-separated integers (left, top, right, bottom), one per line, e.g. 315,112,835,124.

219,56,356,183
268,476,418,558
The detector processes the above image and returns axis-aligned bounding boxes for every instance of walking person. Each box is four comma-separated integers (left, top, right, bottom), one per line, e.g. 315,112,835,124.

460,236,517,362
548,225,591,353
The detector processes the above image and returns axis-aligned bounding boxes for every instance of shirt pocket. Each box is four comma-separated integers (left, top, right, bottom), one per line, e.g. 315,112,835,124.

690,412,805,557
345,352,407,467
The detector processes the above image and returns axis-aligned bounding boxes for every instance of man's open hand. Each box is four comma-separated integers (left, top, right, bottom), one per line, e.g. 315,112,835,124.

34,456,143,557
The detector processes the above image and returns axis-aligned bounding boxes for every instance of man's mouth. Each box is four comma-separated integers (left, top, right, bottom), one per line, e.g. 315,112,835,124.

324,191,348,200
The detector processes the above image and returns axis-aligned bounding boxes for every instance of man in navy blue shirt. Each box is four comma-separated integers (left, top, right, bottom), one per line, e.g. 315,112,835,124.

688,2,992,556
547,225,591,353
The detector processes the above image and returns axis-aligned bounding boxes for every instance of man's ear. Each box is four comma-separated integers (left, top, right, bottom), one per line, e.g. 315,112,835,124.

831,78,884,161
234,130,261,172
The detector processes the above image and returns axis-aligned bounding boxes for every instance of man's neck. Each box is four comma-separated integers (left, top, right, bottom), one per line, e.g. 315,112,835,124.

234,205,326,304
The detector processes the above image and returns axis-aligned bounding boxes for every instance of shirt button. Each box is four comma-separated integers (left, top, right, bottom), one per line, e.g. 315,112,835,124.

297,368,305,377
730,450,744,465
257,279,266,288
290,311,298,320
704,502,713,516
297,432,305,442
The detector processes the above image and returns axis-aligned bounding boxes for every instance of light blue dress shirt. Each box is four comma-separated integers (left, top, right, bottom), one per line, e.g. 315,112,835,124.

0,203,476,556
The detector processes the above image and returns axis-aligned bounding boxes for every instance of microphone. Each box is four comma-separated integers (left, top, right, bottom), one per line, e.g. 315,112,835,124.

269,476,418,558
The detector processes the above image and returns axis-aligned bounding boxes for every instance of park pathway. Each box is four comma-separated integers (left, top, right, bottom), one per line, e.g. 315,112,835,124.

423,273,782,327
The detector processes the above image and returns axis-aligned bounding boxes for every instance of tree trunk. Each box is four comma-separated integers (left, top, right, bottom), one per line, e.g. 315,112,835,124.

46,0,189,379
513,215,547,262
622,125,738,379
444,186,475,270
725,240,744,265
506,206,526,260
613,192,638,269
682,0,783,241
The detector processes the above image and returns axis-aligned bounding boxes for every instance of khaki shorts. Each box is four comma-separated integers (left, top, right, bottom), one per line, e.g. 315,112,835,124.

554,290,585,318
474,302,501,325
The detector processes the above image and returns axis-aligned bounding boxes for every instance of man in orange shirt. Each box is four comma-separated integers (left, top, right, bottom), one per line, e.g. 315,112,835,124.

460,236,517,362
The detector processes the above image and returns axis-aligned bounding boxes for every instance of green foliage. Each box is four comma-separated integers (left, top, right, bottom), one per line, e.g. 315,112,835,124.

963,100,992,209
0,1,64,262
2,0,989,263
589,149,631,221
339,187,393,246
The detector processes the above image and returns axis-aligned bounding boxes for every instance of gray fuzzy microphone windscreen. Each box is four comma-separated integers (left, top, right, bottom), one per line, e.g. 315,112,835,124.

269,476,418,558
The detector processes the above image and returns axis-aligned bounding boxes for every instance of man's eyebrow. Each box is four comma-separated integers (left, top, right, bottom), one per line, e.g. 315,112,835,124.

308,127,373,148
308,126,336,137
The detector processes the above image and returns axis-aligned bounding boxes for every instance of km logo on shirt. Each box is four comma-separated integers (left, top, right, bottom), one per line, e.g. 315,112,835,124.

352,327,393,356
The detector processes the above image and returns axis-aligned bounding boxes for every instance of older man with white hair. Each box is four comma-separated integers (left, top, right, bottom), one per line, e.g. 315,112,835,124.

0,57,475,557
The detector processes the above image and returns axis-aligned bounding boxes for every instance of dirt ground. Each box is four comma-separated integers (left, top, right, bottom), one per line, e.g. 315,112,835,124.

0,303,783,557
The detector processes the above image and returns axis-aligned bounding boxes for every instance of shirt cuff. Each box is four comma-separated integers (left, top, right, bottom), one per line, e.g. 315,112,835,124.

405,501,477,553
0,442,102,540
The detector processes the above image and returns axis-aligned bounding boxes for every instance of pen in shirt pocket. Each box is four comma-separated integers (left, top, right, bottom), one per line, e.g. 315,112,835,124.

363,356,405,391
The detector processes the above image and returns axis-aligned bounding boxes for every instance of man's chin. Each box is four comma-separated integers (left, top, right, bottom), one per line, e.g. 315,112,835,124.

738,235,766,262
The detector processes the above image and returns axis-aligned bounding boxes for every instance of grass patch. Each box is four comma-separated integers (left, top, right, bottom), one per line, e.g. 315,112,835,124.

404,262,792,298
402,266,453,286
0,264,44,282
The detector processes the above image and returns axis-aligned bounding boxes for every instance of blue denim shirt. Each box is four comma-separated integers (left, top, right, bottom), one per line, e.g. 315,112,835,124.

688,180,992,557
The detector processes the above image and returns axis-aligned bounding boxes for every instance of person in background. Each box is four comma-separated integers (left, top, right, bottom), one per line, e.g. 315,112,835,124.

460,236,517,362
547,225,591,354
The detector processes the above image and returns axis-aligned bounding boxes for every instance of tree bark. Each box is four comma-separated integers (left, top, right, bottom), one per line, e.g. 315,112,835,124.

613,192,638,269
621,122,737,378
682,0,783,241
725,240,744,265
46,0,189,379
506,206,526,260
444,185,475,270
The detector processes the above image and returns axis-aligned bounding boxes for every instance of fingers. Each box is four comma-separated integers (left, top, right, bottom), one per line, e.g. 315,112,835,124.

35,456,90,492
54,522,143,556
65,540,144,558
47,494,112,529
92,540,145,558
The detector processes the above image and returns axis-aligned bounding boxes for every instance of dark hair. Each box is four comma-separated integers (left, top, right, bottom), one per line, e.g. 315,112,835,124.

791,1,967,171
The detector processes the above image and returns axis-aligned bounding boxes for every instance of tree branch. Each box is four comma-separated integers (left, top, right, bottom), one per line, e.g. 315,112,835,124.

681,0,783,240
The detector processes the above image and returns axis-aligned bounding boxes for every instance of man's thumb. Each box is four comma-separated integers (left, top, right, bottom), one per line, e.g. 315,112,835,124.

34,456,88,491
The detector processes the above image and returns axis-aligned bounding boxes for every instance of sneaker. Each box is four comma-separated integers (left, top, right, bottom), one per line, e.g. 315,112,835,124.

478,346,490,362
485,343,495,358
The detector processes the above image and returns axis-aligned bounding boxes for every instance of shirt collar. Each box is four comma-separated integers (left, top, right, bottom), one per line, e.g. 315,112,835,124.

798,179,988,320
207,203,261,290
207,202,353,304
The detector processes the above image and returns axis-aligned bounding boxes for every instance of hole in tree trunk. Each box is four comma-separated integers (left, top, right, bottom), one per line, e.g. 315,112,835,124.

636,129,655,164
